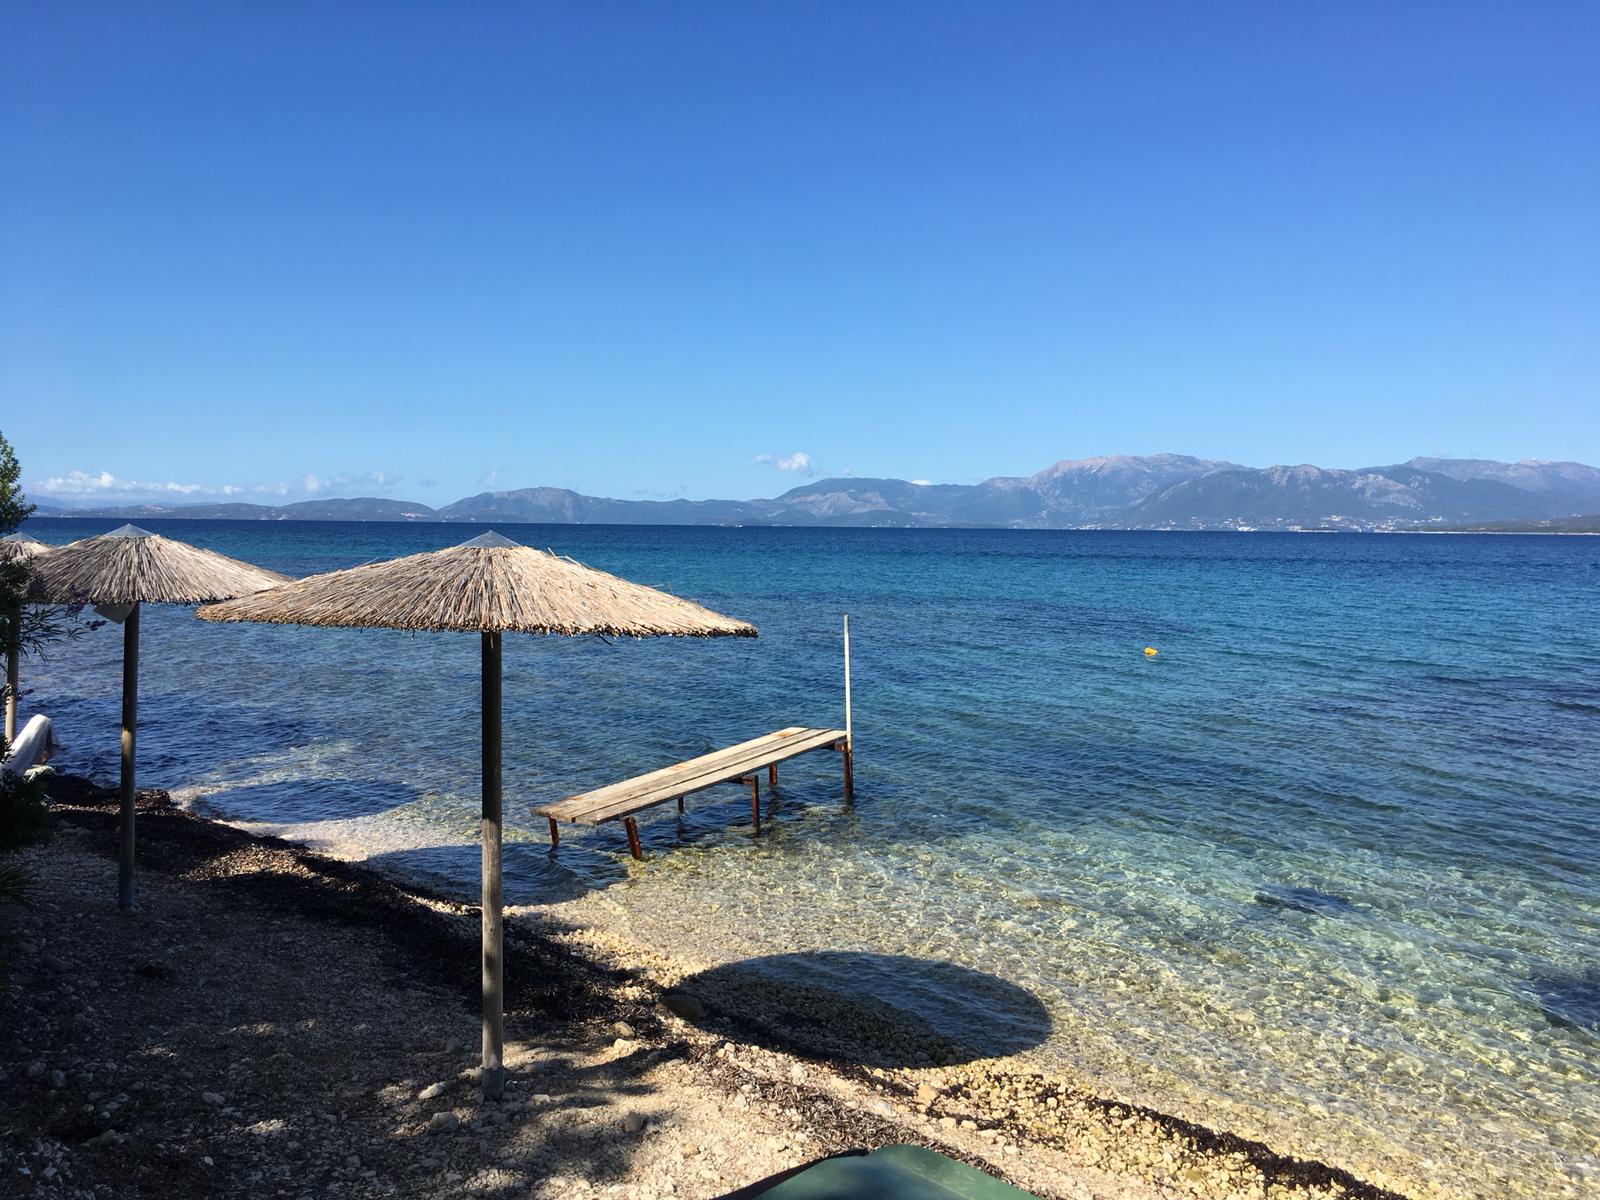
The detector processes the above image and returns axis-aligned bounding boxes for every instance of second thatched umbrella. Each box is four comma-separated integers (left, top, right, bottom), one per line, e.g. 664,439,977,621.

196,530,756,1099
2,532,53,741
28,525,289,908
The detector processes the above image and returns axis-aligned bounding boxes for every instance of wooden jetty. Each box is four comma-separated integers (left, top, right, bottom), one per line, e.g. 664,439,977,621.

535,726,853,859
539,616,856,860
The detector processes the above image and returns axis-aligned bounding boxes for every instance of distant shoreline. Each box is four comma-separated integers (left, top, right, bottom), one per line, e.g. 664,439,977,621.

22,453,1600,534
23,514,1600,536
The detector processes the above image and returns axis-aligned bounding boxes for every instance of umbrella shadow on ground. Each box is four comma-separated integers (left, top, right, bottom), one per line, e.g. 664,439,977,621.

364,842,600,907
667,951,1052,1069
375,1041,665,1200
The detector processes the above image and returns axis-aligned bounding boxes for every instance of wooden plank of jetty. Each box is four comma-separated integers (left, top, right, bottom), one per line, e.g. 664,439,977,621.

535,726,853,859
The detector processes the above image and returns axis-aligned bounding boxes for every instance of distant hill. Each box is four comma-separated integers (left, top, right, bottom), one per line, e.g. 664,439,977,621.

27,453,1600,532
1116,464,1551,531
1025,454,1243,521
1401,458,1600,514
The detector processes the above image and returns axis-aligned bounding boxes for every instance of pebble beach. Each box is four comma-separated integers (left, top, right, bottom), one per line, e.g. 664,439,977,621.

1,777,1409,1200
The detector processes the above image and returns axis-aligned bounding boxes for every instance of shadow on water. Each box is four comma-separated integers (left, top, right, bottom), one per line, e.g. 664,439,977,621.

1527,969,1600,1035
669,951,1052,1068
1251,885,1358,917
194,778,421,823
364,843,600,906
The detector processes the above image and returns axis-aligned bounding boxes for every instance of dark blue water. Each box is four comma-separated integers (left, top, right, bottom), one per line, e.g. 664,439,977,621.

19,519,1600,1197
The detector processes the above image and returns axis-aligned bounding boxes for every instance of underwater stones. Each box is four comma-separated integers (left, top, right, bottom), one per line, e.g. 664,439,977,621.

1252,886,1356,916
1528,970,1600,1034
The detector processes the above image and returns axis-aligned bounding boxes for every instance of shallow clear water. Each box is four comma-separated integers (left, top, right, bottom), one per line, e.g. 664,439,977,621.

19,519,1600,1198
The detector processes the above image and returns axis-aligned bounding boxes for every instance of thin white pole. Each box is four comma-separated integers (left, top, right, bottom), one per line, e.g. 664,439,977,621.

843,614,852,745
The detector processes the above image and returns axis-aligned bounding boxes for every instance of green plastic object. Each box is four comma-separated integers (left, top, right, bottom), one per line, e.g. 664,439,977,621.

725,1145,1042,1200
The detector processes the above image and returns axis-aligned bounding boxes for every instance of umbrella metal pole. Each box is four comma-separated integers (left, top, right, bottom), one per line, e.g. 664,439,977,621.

118,602,140,911
480,630,505,1100
4,598,19,743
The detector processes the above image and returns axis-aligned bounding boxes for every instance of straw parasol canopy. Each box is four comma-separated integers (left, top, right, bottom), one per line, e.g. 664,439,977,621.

29,524,291,607
197,530,755,1098
1,530,52,562
194,530,757,637
2,533,55,740
29,525,289,910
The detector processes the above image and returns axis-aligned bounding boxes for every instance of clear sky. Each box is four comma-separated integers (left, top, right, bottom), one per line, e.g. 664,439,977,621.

3,1,1597,505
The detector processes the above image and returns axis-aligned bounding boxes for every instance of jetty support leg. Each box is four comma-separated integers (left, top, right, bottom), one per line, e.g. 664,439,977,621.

117,603,141,911
748,776,761,836
546,817,559,848
624,817,643,860
480,631,505,1101
842,741,854,801
676,796,684,814
768,764,777,788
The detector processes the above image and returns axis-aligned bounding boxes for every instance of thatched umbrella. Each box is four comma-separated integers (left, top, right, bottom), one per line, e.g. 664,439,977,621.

28,525,289,908
2,532,54,741
196,530,756,1098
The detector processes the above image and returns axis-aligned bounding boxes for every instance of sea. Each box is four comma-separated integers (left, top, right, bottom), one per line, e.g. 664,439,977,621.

17,518,1600,1199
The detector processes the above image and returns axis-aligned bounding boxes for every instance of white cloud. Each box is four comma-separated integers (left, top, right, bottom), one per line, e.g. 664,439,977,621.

479,468,502,488
37,470,206,498
31,467,404,504
911,479,933,486
752,451,814,475
317,471,401,494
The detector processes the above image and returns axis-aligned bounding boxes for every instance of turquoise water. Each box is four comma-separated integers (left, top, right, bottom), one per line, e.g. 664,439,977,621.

19,519,1600,1198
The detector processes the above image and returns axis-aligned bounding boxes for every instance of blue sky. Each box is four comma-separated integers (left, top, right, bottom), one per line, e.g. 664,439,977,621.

3,2,1597,505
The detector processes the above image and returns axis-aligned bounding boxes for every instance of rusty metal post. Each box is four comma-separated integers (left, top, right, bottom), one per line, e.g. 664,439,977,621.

842,742,854,801
768,763,778,788
676,796,684,814
546,816,559,847
749,776,761,836
624,817,643,860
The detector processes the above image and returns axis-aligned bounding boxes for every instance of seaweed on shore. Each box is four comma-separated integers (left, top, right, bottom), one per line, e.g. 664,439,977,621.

43,773,638,1030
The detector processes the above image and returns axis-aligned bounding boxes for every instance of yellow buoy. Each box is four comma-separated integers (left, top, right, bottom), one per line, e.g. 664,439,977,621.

1143,646,1159,657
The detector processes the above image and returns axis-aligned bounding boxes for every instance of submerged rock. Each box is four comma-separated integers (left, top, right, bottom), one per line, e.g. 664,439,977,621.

1529,970,1600,1034
1252,886,1356,916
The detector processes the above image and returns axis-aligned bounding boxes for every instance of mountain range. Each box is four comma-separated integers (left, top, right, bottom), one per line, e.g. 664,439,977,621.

28,455,1600,532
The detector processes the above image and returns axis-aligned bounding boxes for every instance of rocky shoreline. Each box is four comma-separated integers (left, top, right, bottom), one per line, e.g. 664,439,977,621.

1,776,1409,1200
